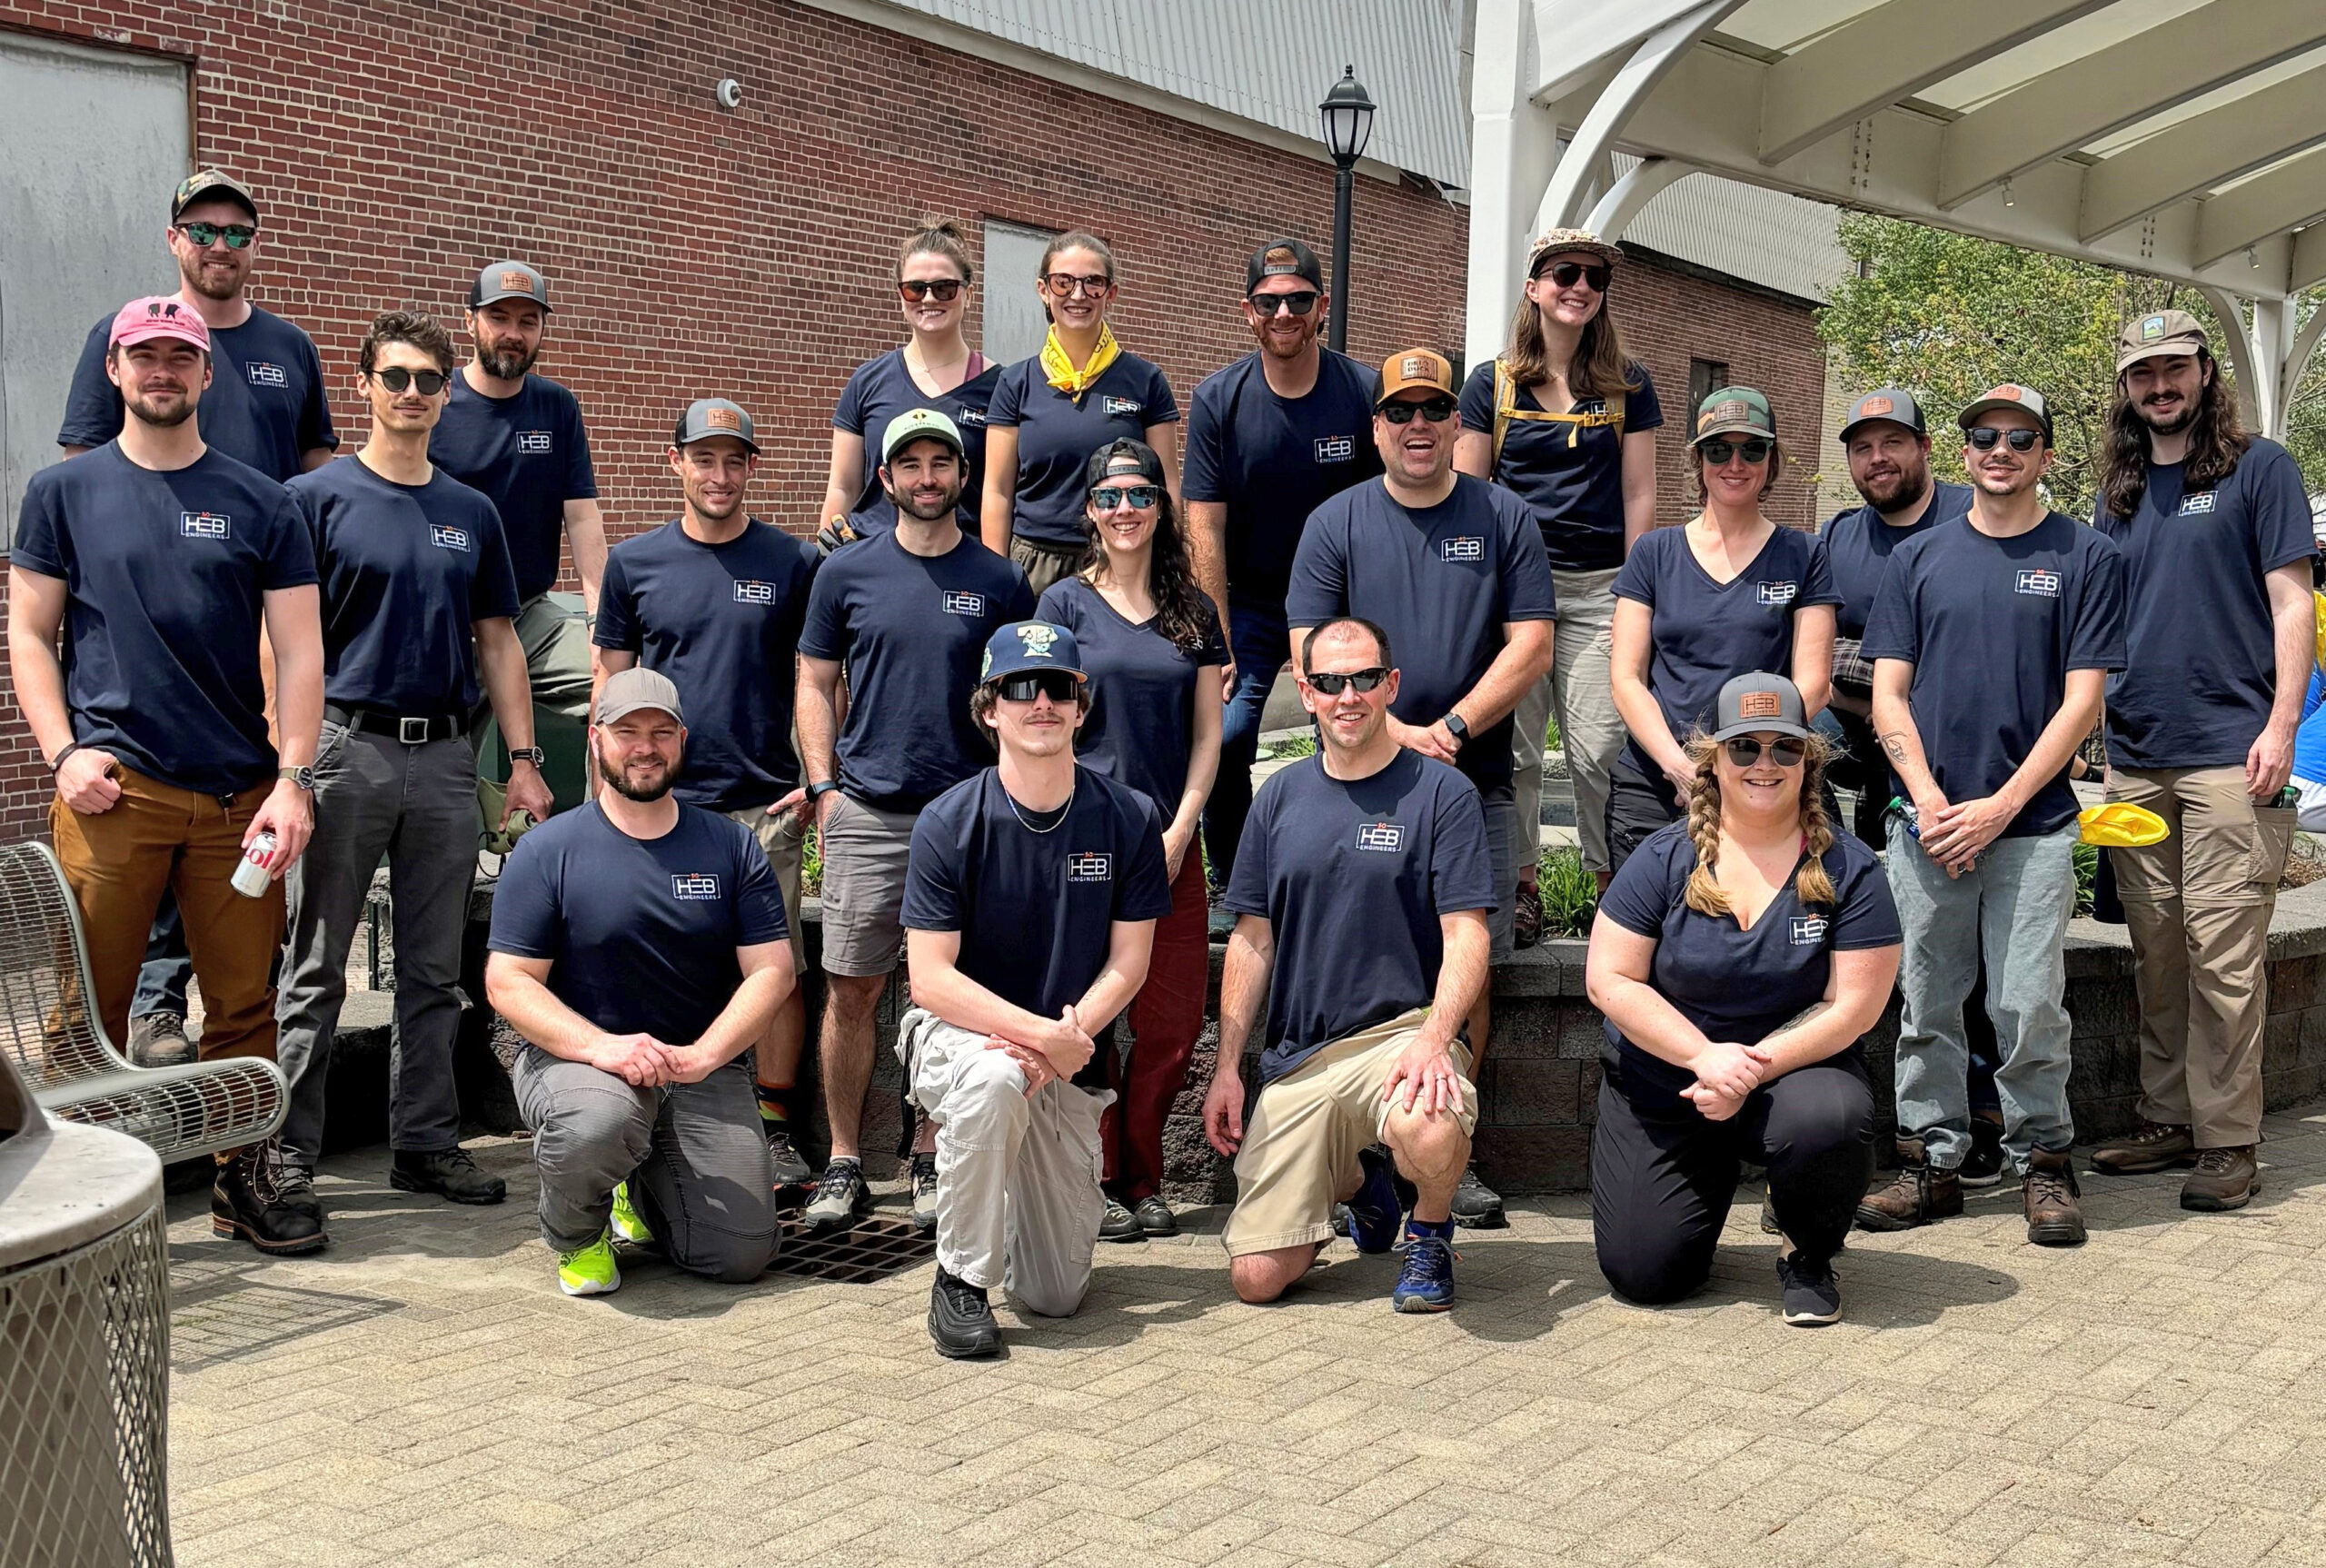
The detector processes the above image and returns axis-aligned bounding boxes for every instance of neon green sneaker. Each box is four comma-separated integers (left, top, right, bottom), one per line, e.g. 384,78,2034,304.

556,1230,621,1297
610,1180,653,1245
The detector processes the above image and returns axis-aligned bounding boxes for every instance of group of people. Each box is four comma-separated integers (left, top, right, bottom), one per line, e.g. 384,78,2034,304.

13,171,2312,1351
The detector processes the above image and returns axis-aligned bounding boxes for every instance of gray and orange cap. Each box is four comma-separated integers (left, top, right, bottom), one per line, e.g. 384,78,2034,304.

1957,382,2053,444
172,170,258,223
596,667,683,726
1712,672,1810,742
673,398,758,452
471,260,552,313
1838,388,1925,442
980,621,1086,685
2117,309,2208,374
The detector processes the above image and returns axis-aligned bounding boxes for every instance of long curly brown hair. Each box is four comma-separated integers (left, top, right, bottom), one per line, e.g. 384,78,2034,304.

2097,349,2251,521
1680,729,1838,918
1075,439,1217,655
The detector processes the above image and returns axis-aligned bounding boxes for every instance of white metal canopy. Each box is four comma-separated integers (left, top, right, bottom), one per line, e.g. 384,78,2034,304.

1465,0,2326,437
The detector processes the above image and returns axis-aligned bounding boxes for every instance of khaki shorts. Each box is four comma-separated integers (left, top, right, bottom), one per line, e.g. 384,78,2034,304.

1221,1007,1477,1257
818,792,919,977
728,802,808,953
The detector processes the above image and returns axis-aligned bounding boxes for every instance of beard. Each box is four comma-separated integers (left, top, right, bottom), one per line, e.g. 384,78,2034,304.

1856,462,1929,512
177,253,244,303
688,487,743,522
476,340,539,380
887,476,963,521
124,389,197,429
2138,398,2198,437
593,739,677,801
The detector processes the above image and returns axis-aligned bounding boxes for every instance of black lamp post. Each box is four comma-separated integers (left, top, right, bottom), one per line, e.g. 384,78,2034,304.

1319,65,1376,353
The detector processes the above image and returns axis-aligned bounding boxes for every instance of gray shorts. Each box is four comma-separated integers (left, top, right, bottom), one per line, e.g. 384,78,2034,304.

819,792,919,978
1483,785,1518,965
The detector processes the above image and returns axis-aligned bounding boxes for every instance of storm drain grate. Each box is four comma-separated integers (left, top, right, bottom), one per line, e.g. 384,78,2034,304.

770,1211,935,1285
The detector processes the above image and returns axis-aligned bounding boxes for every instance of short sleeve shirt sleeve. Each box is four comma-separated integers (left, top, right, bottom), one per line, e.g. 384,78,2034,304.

295,335,337,453
1801,536,1841,607
55,318,120,450
1196,591,1230,666
900,808,967,933
1282,505,1350,627
1181,378,1228,503
562,397,598,501
2253,447,2319,571
486,834,562,958
1220,779,1275,918
1596,828,1684,938
1136,361,1181,426
833,360,873,435
1497,498,1558,621
1827,841,1902,950
1625,365,1665,432
733,826,788,945
988,362,1029,429
12,475,65,578
473,516,522,623
1611,527,1664,607
1430,779,1497,914
1456,362,1496,436
1115,800,1174,921
797,565,850,662
1002,568,1037,622
2066,537,2128,671
260,489,321,589
1860,547,1920,665
592,549,641,651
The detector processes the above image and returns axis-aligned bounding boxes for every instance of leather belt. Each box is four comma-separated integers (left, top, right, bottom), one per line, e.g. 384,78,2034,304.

324,703,469,744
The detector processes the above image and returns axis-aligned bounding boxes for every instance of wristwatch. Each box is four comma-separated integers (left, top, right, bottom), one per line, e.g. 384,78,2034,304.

279,765,314,791
508,746,548,767
1441,713,1469,749
807,779,842,800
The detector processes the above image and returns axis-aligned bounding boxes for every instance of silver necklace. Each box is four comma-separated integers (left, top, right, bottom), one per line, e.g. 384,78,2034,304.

1004,775,1076,833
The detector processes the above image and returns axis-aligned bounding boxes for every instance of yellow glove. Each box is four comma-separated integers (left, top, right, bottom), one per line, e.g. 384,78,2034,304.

2079,802,2169,849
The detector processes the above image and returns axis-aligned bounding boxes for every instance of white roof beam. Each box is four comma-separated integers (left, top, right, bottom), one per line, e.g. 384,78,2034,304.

2293,225,2326,293
2079,60,2326,239
1936,0,2326,211
2195,148,2326,267
1756,0,2111,167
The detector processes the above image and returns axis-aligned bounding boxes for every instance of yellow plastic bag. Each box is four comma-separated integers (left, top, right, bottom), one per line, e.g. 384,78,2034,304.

2079,802,2169,849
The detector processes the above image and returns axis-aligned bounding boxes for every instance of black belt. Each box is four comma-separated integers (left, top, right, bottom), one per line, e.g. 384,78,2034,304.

325,703,469,743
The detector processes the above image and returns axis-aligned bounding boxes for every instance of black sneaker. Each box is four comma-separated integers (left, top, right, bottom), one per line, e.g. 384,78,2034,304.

1776,1251,1842,1326
212,1137,327,1255
765,1125,812,1188
1098,1197,1146,1243
908,1152,939,1234
1960,1117,2007,1188
1450,1163,1506,1229
1132,1196,1178,1237
804,1158,870,1233
278,1161,323,1223
929,1266,1000,1359
390,1146,507,1206
128,1009,196,1068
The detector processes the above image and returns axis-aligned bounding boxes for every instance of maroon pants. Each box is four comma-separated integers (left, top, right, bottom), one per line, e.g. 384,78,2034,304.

1102,849,1210,1202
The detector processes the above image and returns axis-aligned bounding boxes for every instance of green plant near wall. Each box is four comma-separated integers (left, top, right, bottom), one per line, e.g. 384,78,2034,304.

1536,848,1599,938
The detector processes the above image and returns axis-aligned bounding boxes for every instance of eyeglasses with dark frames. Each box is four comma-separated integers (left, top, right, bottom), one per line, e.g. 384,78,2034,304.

1248,290,1320,317
1536,259,1610,292
1380,397,1458,425
1305,667,1391,696
369,366,450,395
174,222,256,250
1966,426,2043,452
1723,736,1807,769
1088,484,1160,511
899,278,964,303
1700,437,1774,466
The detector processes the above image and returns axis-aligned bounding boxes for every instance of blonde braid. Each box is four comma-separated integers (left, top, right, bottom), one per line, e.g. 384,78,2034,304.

1794,745,1838,907
1681,737,1729,917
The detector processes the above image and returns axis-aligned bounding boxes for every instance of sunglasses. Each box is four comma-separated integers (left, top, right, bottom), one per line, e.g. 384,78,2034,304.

175,222,256,250
1248,290,1320,317
1380,397,1458,425
1042,273,1113,297
899,278,964,303
1305,666,1390,696
1701,437,1774,466
1724,735,1808,769
1536,259,1611,292
996,670,1083,704
370,366,449,395
1088,483,1160,511
1967,426,2043,452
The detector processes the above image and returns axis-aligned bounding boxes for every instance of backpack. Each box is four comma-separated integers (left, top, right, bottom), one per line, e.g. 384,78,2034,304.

1490,356,1627,472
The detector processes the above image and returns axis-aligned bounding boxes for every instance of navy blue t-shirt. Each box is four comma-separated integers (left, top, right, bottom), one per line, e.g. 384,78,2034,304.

798,531,1035,811
989,353,1179,550
903,766,1172,1032
11,443,319,794
1035,576,1228,819
595,518,820,811
1287,476,1556,795
1181,349,1383,610
1819,481,1974,639
1458,360,1663,573
58,306,336,482
286,457,520,715
489,801,787,1046
1611,523,1837,775
1597,820,1900,1113
432,373,597,601
832,348,999,535
1224,750,1496,1083
2095,439,2314,771
1863,512,2126,838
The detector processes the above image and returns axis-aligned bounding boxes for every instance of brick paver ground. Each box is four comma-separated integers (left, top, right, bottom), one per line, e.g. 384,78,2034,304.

164,1106,2326,1568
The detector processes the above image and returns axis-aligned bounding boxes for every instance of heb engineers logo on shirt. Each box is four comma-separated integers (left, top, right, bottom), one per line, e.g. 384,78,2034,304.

1440,536,1485,563
1355,821,1406,853
180,511,232,541
671,873,721,900
2014,568,2062,599
940,590,987,617
1755,580,1798,608
515,431,553,454
429,525,472,552
246,362,287,388
733,581,775,605
1788,916,1829,946
1313,434,1355,464
1067,851,1113,883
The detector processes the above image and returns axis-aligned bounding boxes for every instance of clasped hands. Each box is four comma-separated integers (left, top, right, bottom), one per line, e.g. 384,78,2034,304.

588,1031,722,1087
1686,1037,1772,1122
981,1006,1096,1097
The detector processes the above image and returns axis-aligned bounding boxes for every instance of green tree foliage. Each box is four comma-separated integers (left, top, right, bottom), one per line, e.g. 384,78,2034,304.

1819,213,2325,520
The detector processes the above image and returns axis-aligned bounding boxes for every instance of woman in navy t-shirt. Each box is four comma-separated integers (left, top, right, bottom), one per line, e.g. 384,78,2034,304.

820,219,1000,547
983,233,1181,593
1036,439,1226,1242
1585,674,1900,1327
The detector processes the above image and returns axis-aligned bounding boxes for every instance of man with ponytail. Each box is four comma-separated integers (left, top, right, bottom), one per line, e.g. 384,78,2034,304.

2086,312,2315,1212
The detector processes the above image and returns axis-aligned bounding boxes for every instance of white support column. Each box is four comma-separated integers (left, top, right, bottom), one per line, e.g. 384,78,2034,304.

1586,157,1698,243
2201,287,2271,436
1463,0,1554,368
2281,296,2326,445
2251,295,2299,440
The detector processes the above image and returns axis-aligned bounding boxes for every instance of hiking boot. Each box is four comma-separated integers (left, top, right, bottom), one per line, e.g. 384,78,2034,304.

128,1010,196,1068
1513,880,1543,950
557,1231,621,1297
1132,1196,1178,1237
1854,1138,1962,1232
908,1152,939,1234
2091,1120,2197,1176
2023,1146,2087,1245
609,1180,653,1245
277,1161,323,1224
1450,1162,1506,1229
1960,1116,2007,1188
391,1146,507,1206
1345,1145,1403,1255
1099,1196,1146,1243
2180,1145,2258,1212
804,1158,869,1233
212,1137,327,1255
764,1126,812,1188
929,1267,1000,1359
1776,1251,1842,1327
1390,1226,1456,1313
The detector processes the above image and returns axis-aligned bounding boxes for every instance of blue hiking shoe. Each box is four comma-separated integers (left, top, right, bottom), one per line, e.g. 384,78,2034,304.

1391,1226,1456,1314
1345,1146,1402,1255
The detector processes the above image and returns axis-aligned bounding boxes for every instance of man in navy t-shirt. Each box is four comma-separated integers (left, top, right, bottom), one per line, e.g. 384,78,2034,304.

274,311,553,1228
55,171,339,1065
797,408,1035,1232
900,622,1170,1357
1204,617,1496,1314
13,294,326,1258
1184,238,1385,901
594,397,821,1188
1862,385,2126,1247
2085,311,2316,1210
487,668,793,1296
432,261,606,723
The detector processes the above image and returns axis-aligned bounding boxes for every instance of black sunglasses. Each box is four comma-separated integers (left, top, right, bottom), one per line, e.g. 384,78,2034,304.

1380,397,1458,425
370,366,449,395
174,221,256,250
1701,437,1774,465
1967,426,2043,452
1306,666,1390,695
1248,290,1320,317
900,278,964,303
1724,735,1808,769
1536,259,1611,292
1088,483,1160,511
996,671,1082,704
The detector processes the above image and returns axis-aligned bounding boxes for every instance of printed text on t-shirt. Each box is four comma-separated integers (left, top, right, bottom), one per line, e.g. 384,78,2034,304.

2014,569,2062,598
428,525,471,552
1756,581,1798,607
671,873,721,900
180,511,231,540
1355,821,1406,853
1067,851,1112,882
941,591,987,616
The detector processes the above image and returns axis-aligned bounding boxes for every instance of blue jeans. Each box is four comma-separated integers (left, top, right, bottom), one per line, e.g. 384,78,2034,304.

1203,600,1289,893
131,890,193,1017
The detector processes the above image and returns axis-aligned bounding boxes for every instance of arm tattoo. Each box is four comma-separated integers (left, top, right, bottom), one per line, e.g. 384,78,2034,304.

1772,999,1832,1036
1880,732,1910,763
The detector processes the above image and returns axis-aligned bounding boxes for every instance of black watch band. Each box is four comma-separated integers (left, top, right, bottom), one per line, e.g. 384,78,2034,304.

1442,712,1469,746
507,746,547,767
807,779,841,800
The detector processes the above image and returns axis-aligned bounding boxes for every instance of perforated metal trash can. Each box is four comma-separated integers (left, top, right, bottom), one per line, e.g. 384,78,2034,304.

1,1048,174,1568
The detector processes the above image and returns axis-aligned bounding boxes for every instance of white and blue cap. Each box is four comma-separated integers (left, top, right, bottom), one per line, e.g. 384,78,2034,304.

979,621,1086,685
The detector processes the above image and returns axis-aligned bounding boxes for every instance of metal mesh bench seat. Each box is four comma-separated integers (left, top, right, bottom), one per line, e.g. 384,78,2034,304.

0,842,283,1162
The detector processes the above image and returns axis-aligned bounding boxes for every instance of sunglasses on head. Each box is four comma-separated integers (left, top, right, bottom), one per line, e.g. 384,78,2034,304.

1088,483,1160,511
1380,396,1457,425
370,366,449,395
1536,259,1610,292
1724,735,1807,769
1967,426,2043,452
1248,290,1320,317
1042,273,1112,297
1306,666,1390,696
174,221,255,250
899,278,964,303
1701,437,1773,466
996,670,1082,704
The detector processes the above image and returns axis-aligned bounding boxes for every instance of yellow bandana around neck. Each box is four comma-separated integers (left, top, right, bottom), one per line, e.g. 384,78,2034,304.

1041,323,1122,398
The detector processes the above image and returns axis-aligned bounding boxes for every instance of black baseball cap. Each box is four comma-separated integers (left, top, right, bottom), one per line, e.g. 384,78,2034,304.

1838,388,1926,442
1711,672,1811,742
172,170,258,223
471,260,552,313
1082,438,1165,491
1247,237,1323,293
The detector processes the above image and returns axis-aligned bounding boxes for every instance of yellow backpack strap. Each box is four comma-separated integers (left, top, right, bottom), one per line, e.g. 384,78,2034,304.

1491,358,1516,474
1605,385,1626,437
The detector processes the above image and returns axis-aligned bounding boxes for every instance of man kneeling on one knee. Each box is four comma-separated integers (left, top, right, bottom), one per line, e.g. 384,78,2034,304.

484,668,795,1296
1203,616,1496,1313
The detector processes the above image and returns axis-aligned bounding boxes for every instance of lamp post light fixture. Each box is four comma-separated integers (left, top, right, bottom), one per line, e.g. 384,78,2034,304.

1319,65,1376,353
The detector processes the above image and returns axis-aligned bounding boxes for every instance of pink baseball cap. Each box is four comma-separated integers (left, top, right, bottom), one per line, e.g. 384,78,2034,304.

109,296,210,352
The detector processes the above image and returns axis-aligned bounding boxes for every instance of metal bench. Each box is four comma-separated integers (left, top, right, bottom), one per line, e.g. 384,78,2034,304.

0,841,284,1161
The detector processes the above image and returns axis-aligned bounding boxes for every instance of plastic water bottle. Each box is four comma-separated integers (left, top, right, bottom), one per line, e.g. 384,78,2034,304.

231,830,278,898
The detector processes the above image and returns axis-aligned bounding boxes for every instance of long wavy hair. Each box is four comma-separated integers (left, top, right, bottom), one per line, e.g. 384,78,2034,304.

1077,439,1216,655
1499,260,1640,398
2097,348,2251,521
1679,729,1838,918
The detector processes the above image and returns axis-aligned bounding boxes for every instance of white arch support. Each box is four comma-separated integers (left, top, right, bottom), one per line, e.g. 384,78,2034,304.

1533,1,1732,239
1586,157,1699,241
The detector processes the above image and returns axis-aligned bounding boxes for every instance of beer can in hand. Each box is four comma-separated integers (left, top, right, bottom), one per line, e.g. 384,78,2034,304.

231,830,279,898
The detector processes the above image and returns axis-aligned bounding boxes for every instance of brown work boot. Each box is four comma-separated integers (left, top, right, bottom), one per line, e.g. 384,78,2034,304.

2179,1146,2259,1212
1854,1138,1962,1232
2090,1119,2195,1175
2022,1146,2086,1245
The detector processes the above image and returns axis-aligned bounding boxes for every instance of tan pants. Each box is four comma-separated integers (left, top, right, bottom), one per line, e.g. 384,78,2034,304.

1514,566,1625,873
50,765,283,1065
2108,766,2294,1147
1009,538,1081,597
728,802,808,953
